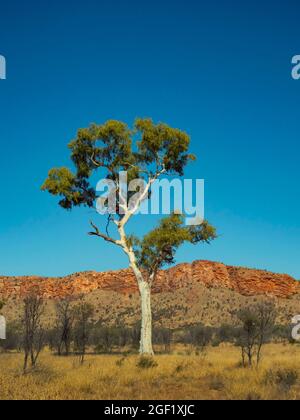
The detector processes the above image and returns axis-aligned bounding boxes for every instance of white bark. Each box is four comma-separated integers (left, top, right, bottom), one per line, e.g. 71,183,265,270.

138,280,154,355
117,223,154,355
93,173,165,356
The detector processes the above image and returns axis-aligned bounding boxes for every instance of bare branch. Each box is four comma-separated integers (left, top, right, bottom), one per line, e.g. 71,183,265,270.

123,161,152,177
88,221,122,247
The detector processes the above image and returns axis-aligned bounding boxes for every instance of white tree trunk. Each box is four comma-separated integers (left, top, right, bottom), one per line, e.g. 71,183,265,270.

138,280,154,355
118,224,154,356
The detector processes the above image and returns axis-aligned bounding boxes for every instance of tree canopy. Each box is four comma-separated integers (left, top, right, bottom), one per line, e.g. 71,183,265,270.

42,119,196,212
42,118,217,281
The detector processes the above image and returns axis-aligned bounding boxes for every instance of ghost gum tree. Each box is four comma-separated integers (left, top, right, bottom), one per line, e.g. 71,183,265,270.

42,119,217,355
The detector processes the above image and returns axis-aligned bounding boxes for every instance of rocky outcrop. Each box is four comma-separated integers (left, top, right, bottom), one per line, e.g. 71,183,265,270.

0,261,298,300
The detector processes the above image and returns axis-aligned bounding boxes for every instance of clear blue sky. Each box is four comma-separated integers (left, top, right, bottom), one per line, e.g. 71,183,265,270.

0,0,299,278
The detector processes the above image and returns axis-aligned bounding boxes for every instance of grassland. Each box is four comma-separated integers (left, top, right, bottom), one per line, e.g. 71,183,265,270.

0,344,300,400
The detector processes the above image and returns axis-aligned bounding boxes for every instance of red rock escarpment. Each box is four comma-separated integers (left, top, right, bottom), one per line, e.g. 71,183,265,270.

0,261,298,300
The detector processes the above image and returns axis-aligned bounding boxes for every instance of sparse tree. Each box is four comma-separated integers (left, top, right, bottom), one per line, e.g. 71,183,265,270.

236,309,258,367
22,292,45,373
117,324,130,348
273,324,292,343
42,119,217,354
255,301,276,366
93,326,116,354
153,327,173,353
217,324,236,344
73,300,94,364
184,324,212,354
235,301,276,368
55,299,74,356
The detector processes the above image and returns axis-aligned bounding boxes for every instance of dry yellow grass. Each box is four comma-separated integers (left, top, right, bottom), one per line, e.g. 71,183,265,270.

0,344,299,400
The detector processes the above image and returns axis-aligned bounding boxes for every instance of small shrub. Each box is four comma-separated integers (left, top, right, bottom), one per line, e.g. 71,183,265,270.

209,375,224,391
275,369,298,390
137,356,158,369
26,365,58,384
174,363,188,374
246,392,262,401
116,357,126,367
264,368,298,391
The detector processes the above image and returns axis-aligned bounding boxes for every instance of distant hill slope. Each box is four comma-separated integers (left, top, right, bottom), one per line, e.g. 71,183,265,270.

0,260,299,300
1,261,299,328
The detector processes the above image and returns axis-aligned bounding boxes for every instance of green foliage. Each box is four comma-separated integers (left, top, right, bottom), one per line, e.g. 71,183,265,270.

42,118,217,290
235,302,277,367
237,308,259,337
41,119,196,212
135,119,195,175
41,167,96,210
135,213,217,276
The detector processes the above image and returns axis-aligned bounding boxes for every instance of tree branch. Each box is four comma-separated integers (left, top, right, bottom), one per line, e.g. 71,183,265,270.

88,221,122,247
120,166,166,227
89,152,114,175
